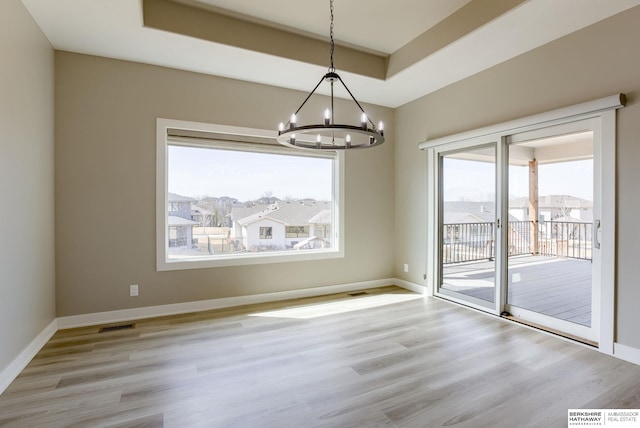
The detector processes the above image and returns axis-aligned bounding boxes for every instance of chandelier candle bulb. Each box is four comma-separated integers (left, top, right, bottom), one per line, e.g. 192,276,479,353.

290,113,297,129
278,122,285,132
324,108,331,126
378,121,384,134
316,134,322,149
361,113,368,129
346,134,351,148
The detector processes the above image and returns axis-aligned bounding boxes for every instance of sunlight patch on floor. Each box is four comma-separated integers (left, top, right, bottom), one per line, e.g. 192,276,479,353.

248,293,423,319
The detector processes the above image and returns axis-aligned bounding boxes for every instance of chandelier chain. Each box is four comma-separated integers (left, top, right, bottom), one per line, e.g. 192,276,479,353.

329,0,335,71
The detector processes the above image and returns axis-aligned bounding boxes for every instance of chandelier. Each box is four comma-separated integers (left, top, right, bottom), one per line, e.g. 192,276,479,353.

277,0,385,150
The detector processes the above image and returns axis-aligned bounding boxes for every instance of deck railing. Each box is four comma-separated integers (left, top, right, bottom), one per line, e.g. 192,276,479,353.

538,221,593,261
442,220,592,264
442,222,495,264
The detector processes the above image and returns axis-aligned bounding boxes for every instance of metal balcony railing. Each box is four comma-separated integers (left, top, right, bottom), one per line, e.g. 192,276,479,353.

442,220,592,265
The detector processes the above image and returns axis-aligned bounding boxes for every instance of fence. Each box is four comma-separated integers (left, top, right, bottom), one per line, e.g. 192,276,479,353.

538,221,593,260
442,220,592,264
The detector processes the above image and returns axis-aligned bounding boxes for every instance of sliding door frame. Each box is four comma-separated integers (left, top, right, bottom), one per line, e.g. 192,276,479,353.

429,137,505,315
421,94,624,354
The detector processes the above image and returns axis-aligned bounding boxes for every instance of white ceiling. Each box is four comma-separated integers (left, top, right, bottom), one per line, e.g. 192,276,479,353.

20,0,640,108
189,0,473,54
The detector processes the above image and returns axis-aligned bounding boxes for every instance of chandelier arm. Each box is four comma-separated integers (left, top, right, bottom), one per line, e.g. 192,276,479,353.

335,74,376,128
286,75,327,126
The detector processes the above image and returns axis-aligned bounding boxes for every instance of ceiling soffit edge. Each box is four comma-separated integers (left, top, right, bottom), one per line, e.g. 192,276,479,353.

143,0,524,82
387,0,527,78
142,0,387,80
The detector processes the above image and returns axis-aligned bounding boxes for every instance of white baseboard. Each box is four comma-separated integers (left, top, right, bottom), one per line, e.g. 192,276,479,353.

57,278,397,329
0,319,58,395
393,278,427,295
614,342,640,365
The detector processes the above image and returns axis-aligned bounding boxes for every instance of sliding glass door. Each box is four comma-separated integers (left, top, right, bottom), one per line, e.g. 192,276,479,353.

435,142,502,312
429,119,605,343
505,120,600,342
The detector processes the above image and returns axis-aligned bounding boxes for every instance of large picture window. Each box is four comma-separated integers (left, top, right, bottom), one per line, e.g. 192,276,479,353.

156,119,344,270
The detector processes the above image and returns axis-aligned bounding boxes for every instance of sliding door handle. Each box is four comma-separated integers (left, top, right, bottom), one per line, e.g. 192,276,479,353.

593,219,601,250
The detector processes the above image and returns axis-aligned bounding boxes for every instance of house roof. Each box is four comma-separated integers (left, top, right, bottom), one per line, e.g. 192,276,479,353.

444,212,485,224
509,194,593,209
443,201,519,224
443,201,495,223
232,201,332,227
168,215,199,227
233,203,280,226
168,192,197,203
192,205,212,215
308,209,332,225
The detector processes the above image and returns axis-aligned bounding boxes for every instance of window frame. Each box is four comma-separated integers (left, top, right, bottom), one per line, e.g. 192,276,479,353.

156,118,345,271
259,227,273,239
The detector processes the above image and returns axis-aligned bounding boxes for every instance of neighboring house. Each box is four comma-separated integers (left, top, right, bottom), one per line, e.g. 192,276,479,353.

442,203,495,249
445,197,593,225
168,192,199,248
308,209,332,241
509,194,593,222
443,201,496,224
443,202,498,244
443,198,593,260
191,204,213,227
442,201,523,256
231,201,332,251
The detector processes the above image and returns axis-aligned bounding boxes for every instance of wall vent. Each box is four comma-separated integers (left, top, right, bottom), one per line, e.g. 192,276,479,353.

99,324,135,333
348,291,369,297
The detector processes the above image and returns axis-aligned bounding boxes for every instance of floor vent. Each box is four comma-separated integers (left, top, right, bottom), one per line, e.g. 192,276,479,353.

348,291,369,297
99,323,135,333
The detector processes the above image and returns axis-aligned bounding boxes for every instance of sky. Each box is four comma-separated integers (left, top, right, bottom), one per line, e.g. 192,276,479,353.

511,160,593,201
443,158,594,202
169,144,593,203
168,145,333,201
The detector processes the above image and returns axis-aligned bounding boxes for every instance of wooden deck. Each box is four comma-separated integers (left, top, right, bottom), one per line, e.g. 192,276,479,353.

443,256,592,326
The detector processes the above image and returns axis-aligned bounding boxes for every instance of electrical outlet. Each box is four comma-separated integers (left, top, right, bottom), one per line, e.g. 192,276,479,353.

130,284,139,297
403,264,409,273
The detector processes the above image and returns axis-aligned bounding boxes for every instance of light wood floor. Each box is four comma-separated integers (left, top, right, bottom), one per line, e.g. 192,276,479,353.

1,286,639,427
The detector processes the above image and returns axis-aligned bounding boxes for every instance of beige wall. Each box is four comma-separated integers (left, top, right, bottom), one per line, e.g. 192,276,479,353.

55,52,395,316
0,0,56,373
394,6,640,349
